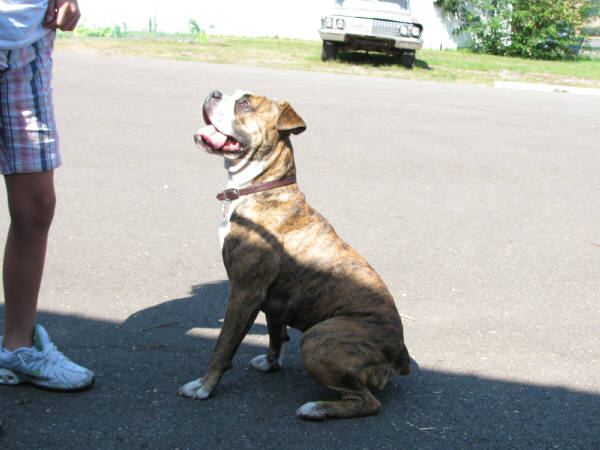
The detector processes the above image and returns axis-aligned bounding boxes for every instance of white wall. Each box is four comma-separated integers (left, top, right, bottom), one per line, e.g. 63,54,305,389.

412,2,467,50
77,0,464,49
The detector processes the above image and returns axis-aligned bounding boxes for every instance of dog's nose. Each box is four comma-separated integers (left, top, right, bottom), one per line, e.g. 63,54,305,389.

209,90,222,100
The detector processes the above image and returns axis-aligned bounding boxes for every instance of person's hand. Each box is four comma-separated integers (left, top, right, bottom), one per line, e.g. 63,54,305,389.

43,0,81,31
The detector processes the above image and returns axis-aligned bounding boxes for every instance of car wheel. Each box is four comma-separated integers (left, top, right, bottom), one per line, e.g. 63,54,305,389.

321,41,338,61
401,51,415,69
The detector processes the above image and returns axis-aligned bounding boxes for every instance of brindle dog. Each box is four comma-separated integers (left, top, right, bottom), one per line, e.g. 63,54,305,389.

179,90,410,419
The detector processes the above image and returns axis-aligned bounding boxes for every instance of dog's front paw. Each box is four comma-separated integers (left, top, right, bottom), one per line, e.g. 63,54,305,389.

179,378,211,400
249,354,281,372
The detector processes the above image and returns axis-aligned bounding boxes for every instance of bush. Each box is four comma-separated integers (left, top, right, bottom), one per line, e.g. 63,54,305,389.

434,0,462,14
586,0,600,17
72,25,127,38
437,0,591,59
464,0,513,55
509,0,586,59
189,19,208,43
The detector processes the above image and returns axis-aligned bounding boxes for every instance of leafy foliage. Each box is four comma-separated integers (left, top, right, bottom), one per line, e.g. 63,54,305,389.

509,0,587,59
587,0,600,16
436,0,591,59
71,24,128,38
188,20,208,43
433,0,462,14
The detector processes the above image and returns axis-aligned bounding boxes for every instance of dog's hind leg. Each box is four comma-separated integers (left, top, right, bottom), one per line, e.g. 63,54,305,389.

296,387,381,420
250,315,289,372
296,317,396,420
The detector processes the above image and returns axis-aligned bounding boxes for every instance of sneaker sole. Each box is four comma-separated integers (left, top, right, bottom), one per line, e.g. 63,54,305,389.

0,368,20,385
0,367,95,392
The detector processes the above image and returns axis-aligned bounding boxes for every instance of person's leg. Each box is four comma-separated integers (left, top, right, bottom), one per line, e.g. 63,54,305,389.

0,170,94,391
0,31,58,349
0,31,93,390
2,171,55,351
0,170,95,391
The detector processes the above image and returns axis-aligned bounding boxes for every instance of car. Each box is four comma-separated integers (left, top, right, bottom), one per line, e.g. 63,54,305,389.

319,0,424,68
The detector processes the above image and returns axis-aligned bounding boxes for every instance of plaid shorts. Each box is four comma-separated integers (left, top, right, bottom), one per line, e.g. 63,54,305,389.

0,31,60,175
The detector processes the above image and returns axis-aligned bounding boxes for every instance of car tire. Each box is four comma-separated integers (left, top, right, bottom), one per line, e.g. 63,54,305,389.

401,51,415,69
321,41,338,61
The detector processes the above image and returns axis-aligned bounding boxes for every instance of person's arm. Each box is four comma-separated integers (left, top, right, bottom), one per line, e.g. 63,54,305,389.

43,0,81,31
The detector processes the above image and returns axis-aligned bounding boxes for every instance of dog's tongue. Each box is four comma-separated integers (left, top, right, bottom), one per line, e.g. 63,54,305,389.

198,124,228,150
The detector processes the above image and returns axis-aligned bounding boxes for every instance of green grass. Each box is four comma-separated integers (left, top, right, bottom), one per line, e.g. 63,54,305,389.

55,31,600,88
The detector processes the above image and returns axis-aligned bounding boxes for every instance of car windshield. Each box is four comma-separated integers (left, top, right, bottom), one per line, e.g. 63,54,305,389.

381,0,409,9
335,0,409,11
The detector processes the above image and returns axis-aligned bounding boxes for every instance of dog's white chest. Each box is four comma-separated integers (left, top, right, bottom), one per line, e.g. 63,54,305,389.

218,198,240,249
218,160,265,249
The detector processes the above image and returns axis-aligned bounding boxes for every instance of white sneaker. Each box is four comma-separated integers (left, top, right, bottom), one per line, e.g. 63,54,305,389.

0,324,94,391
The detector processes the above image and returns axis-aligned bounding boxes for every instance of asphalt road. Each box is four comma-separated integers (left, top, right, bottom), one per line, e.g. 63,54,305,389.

1,51,599,448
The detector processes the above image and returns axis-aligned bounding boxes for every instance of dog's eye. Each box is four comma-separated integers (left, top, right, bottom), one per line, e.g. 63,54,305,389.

236,98,252,112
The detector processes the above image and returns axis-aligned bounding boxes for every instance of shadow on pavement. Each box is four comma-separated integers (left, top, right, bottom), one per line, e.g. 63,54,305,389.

337,51,432,70
1,280,598,448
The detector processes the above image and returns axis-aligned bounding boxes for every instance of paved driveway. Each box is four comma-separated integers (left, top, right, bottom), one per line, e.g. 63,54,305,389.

1,51,599,448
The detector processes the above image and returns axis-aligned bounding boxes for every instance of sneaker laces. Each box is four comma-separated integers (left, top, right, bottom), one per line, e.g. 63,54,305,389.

17,342,71,372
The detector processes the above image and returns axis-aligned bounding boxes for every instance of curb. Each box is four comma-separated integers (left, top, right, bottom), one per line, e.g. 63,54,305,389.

494,81,600,96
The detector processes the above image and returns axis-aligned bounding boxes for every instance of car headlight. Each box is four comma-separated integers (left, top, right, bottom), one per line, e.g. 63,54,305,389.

411,25,422,38
336,18,345,30
400,24,409,37
323,17,333,28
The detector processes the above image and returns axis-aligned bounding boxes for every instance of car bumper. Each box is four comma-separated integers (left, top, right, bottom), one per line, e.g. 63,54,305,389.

319,29,423,51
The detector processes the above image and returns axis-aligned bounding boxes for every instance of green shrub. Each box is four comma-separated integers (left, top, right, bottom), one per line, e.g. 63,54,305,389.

464,0,513,55
436,0,591,59
509,0,586,59
71,24,127,38
189,19,208,43
586,0,600,16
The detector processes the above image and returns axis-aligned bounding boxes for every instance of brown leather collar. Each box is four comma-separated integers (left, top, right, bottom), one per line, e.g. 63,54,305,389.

217,175,297,201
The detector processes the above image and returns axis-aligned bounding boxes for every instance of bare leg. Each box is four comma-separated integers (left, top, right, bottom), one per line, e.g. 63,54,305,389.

2,171,55,351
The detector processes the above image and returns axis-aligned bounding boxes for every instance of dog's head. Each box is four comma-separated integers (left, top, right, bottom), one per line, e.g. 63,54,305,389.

194,90,306,166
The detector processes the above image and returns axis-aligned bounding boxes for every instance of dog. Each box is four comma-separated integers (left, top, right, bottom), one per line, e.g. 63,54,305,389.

180,90,411,419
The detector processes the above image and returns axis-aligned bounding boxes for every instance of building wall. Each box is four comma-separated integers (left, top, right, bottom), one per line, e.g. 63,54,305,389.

77,0,465,50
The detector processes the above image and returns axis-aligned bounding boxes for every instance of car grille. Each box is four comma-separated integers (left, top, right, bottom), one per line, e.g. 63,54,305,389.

372,19,400,38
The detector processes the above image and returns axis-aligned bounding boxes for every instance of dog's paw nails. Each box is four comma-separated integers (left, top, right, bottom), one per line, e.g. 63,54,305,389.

179,379,211,399
250,354,279,372
296,402,326,421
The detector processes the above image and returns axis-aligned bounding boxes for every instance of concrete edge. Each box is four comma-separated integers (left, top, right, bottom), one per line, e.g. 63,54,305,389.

494,80,600,96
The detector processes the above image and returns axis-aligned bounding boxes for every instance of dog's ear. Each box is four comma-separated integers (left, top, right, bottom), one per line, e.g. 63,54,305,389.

277,102,306,135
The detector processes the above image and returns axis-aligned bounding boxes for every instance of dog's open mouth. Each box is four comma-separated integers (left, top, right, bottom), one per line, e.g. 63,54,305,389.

195,125,243,155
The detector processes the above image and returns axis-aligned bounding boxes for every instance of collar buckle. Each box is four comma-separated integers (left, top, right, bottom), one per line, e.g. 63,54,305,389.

219,188,240,201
